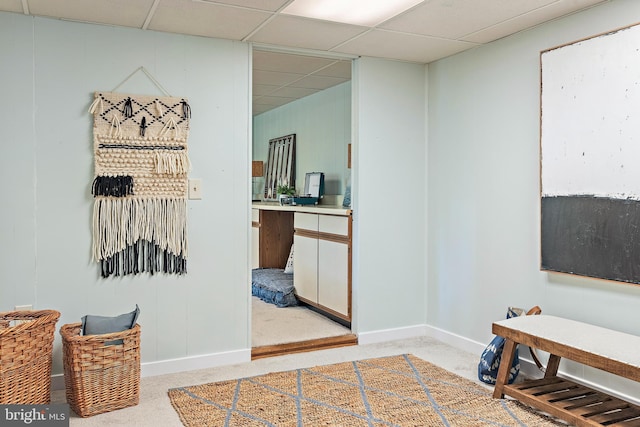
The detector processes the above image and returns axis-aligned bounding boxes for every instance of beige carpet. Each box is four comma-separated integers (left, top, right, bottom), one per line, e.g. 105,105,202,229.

252,297,351,347
169,354,564,426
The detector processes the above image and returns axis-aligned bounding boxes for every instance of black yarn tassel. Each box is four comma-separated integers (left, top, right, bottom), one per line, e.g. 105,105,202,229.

139,116,147,136
181,100,191,119
123,97,133,118
100,240,187,278
92,176,134,197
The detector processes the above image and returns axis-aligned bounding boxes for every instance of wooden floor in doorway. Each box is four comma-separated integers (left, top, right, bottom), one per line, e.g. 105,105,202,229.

251,334,358,360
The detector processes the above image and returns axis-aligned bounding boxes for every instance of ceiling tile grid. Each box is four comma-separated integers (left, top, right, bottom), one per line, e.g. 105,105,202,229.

1,0,608,114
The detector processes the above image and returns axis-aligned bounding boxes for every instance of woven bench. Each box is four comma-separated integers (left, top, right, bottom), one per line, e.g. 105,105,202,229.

492,315,640,427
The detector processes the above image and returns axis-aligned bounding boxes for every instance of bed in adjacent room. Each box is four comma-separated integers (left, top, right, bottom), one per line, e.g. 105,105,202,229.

251,268,297,308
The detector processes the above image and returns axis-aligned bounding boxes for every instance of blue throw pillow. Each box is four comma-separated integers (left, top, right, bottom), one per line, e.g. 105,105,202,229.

342,185,351,208
81,305,139,344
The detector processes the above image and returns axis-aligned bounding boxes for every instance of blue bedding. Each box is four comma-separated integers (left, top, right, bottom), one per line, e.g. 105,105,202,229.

252,268,298,307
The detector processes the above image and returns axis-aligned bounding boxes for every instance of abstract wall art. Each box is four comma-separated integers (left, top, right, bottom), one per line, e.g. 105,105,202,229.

540,23,640,285
89,92,191,277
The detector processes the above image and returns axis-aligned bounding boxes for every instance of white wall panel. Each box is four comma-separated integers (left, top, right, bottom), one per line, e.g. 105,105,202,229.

0,13,37,310
0,13,251,374
353,57,427,333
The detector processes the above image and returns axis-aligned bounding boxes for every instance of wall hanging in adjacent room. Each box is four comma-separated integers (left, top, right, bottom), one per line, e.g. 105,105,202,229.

263,133,296,200
89,91,191,278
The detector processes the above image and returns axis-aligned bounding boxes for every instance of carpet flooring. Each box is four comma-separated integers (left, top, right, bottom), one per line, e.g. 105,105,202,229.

251,297,351,347
168,354,564,426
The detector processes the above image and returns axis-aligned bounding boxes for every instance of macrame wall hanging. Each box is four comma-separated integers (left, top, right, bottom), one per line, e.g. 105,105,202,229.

89,90,191,278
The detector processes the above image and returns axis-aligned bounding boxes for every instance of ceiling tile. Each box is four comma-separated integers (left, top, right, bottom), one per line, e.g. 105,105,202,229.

27,0,155,27
253,50,337,74
0,0,22,13
289,74,348,90
253,69,305,86
268,86,319,98
380,0,558,39
313,60,352,78
248,15,367,51
334,29,476,63
253,83,281,97
253,104,273,115
196,0,289,12
254,95,296,108
462,0,609,43
148,0,271,40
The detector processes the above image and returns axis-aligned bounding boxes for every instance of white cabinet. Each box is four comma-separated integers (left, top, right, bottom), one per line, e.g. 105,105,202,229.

293,212,351,320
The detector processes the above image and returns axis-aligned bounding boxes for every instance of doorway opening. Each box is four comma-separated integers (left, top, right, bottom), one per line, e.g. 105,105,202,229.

250,48,355,358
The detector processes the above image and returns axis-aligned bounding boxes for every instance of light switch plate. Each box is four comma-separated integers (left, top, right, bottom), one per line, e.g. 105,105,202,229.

189,178,202,199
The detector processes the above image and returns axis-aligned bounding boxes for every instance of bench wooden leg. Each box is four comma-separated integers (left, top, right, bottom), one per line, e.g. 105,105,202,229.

544,354,561,378
493,338,517,399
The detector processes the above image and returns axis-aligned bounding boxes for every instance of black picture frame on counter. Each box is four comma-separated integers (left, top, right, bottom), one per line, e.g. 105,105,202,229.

263,134,295,200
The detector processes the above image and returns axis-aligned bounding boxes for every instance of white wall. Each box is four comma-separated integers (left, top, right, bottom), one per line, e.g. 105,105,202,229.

252,81,351,196
353,57,427,335
427,0,640,400
0,13,252,376
4,0,638,402
0,10,429,382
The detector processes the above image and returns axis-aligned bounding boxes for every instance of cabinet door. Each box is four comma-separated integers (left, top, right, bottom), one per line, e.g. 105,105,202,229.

293,234,318,302
251,227,260,269
251,209,260,269
318,239,349,316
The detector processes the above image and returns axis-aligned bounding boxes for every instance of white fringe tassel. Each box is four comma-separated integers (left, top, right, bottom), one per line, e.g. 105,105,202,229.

88,97,104,115
155,99,164,118
92,197,188,262
159,117,180,138
155,152,191,175
108,114,121,137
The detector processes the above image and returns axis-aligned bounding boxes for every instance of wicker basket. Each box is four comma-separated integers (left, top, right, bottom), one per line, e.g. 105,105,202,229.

60,323,140,417
0,309,60,404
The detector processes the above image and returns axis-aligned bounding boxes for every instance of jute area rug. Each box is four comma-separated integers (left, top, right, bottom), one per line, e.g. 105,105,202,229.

168,354,564,426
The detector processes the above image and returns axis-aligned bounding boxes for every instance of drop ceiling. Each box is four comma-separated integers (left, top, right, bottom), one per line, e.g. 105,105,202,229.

1,0,608,115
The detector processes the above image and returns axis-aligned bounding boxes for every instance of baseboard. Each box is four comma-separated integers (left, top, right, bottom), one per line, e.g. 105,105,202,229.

51,348,251,390
141,348,251,377
356,324,429,345
423,324,487,356
357,323,489,357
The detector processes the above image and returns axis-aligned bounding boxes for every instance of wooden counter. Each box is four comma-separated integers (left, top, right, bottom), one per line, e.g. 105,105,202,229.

252,201,351,216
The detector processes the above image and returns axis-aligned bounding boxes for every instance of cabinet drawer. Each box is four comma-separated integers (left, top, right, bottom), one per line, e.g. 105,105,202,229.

319,215,349,236
294,212,318,231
